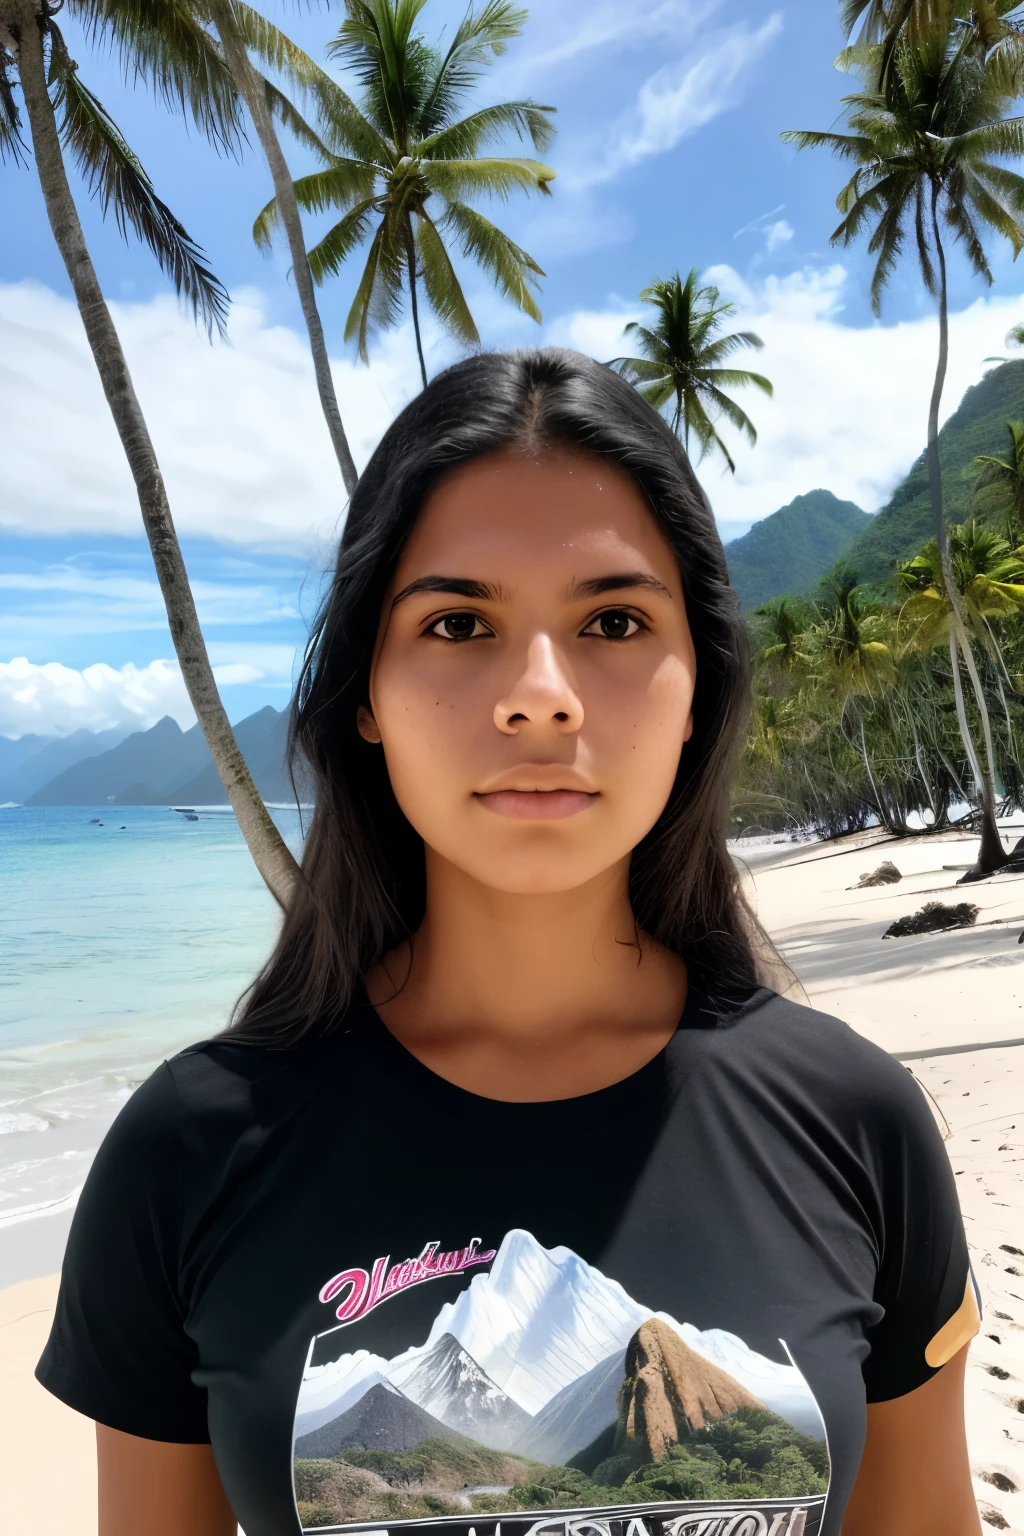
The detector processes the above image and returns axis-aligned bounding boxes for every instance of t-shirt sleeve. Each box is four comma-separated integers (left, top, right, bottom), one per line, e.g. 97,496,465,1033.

861,1061,978,1403
35,1061,210,1442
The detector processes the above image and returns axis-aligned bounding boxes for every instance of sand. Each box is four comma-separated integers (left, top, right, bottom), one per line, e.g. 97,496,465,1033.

3,820,1024,1534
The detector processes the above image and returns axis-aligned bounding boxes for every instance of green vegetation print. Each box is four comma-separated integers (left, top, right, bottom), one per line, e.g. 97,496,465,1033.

291,1230,829,1536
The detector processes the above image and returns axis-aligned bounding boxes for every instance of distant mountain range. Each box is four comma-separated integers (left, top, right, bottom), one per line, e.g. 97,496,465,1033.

0,726,127,805
721,357,1024,608
724,491,872,611
3,704,303,807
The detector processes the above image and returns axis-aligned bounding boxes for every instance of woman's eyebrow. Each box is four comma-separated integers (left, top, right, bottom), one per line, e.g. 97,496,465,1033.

566,572,674,600
391,575,511,607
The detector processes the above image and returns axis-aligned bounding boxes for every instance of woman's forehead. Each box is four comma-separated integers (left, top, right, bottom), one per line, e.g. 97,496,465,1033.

391,447,679,589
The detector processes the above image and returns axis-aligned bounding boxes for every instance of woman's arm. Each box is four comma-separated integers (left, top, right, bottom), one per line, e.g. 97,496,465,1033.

97,1424,237,1536
842,1344,981,1536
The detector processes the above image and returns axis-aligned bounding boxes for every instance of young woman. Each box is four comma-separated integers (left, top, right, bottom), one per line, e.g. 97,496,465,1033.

38,351,980,1536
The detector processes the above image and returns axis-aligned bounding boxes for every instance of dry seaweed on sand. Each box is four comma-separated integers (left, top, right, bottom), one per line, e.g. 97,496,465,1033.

849,861,902,889
883,901,979,939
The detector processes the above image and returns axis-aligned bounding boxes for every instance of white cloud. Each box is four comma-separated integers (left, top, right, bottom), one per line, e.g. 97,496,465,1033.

0,657,191,736
0,645,298,738
567,15,783,190
764,219,794,254
0,282,422,552
491,1,719,86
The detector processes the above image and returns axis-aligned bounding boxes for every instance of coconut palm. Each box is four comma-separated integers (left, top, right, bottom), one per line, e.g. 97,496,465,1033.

80,0,360,493
971,418,1024,542
783,6,1024,872
254,0,556,389
752,598,812,674
608,271,772,474
806,573,894,697
898,521,1024,803
0,0,298,905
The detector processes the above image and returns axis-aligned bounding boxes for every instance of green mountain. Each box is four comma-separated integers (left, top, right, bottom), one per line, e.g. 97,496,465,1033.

842,357,1024,587
724,490,873,611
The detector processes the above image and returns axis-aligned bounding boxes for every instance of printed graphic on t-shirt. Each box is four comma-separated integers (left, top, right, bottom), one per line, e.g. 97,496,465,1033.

292,1230,830,1536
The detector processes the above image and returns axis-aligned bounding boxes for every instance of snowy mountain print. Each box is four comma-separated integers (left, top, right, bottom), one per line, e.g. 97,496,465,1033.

293,1230,829,1536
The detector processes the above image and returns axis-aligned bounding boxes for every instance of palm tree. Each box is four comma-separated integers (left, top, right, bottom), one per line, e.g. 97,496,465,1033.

752,598,812,673
254,0,556,388
1,0,299,906
81,0,360,493
608,270,773,473
807,572,894,697
898,522,1024,798
971,418,1024,542
783,7,1024,873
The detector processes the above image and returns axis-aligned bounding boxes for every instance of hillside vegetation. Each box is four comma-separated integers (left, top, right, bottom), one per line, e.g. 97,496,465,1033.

843,358,1024,587
725,491,872,610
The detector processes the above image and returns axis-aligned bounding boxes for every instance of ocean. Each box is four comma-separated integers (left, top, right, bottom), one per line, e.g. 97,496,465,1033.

0,804,301,1232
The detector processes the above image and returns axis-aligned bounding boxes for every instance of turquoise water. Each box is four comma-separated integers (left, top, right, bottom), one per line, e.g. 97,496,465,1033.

0,804,299,1224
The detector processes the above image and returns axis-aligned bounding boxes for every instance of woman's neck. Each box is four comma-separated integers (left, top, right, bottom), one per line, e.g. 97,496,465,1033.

366,851,688,1100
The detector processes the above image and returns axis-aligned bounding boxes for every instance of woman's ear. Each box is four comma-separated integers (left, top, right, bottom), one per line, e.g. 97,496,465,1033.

357,705,383,745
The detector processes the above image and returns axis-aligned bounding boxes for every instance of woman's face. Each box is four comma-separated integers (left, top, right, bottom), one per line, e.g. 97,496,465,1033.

359,447,697,895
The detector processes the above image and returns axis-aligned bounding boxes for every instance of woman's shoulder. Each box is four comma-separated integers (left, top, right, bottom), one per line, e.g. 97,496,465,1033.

109,1009,373,1158
688,984,935,1132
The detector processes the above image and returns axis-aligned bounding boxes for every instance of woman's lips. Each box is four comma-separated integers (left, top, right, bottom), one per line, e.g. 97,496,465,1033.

475,789,598,819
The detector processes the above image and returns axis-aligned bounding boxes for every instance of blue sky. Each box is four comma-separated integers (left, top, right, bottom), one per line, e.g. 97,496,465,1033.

6,0,1024,737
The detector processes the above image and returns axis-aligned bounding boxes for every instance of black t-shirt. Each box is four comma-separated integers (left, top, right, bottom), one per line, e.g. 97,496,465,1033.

38,987,972,1536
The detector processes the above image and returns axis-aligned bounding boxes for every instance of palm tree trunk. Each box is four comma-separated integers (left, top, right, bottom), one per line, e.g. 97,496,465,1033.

928,183,1007,874
15,0,299,910
405,221,428,390
949,630,989,827
212,1,358,495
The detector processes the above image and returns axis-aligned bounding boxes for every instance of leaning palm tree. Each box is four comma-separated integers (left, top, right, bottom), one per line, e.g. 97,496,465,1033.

971,418,1024,543
608,271,773,473
80,0,360,493
1,0,298,906
783,7,1024,873
254,0,556,389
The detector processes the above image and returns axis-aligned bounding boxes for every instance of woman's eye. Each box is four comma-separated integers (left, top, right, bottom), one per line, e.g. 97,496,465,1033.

429,613,489,641
583,610,641,639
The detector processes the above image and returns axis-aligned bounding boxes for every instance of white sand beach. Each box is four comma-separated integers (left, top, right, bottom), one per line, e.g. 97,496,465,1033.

4,821,1024,1534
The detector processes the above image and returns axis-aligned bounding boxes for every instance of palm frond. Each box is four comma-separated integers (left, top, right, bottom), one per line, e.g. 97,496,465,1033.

342,208,405,361
49,29,228,335
253,164,378,250
607,356,673,385
781,127,878,161
420,1,529,133
417,100,556,159
0,47,26,165
958,166,1024,261
441,201,543,319
705,384,760,444
233,3,387,163
423,154,554,201
415,210,479,345
305,196,381,283
262,79,334,163
329,0,434,148
703,367,774,397
72,0,244,155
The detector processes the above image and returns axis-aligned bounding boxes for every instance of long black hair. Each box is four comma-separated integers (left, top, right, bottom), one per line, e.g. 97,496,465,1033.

230,348,770,1044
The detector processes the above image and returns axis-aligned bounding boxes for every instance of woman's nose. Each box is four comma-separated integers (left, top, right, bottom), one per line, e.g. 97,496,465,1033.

494,634,585,736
